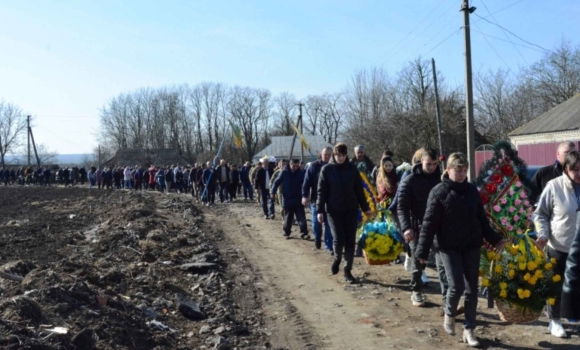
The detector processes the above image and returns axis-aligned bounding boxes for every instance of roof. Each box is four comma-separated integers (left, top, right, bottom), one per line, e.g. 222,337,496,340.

253,135,332,160
101,149,190,167
509,93,580,137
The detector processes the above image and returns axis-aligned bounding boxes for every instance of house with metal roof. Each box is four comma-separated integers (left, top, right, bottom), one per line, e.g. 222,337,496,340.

253,135,332,163
101,149,190,168
508,93,580,165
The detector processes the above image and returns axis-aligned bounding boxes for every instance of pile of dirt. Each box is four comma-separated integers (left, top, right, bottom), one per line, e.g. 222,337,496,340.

0,188,270,349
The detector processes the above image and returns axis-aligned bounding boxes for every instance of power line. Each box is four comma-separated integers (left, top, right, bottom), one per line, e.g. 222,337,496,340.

470,28,545,53
478,0,528,64
473,13,553,53
423,27,463,56
473,0,525,22
382,0,448,59
384,0,457,61
39,116,100,119
473,21,511,70
35,125,86,147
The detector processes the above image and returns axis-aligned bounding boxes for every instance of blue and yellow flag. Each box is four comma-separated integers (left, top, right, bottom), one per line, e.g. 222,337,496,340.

291,124,309,150
229,120,243,148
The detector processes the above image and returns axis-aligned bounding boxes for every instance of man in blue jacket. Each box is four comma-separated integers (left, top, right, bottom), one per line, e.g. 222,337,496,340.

240,161,253,201
302,147,333,252
272,159,309,240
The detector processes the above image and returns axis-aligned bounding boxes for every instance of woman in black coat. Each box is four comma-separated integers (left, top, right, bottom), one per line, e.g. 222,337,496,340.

561,212,580,321
316,143,372,284
416,153,504,347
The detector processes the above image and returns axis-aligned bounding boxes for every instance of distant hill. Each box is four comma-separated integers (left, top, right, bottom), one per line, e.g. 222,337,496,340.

4,154,91,165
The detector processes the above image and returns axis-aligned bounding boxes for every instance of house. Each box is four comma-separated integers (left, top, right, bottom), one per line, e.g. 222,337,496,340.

508,94,580,166
253,135,332,163
101,149,190,168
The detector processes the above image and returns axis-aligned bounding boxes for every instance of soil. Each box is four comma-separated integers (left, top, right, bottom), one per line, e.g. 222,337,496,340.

1,186,579,350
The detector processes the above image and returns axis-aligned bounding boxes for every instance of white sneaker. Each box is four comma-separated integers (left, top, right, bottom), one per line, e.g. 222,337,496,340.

443,314,456,335
404,254,412,272
549,319,567,338
462,329,480,347
421,271,430,285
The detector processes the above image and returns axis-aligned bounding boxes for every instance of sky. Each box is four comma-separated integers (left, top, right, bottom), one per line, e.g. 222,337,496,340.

0,0,578,154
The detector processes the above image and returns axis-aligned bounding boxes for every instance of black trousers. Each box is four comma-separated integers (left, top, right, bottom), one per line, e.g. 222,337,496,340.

283,205,307,236
327,211,359,271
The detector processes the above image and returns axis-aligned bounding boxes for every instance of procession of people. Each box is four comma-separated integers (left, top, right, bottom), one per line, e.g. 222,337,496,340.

2,139,580,346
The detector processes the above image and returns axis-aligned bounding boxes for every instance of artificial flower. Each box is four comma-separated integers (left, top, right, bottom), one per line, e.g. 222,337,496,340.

501,164,514,177
528,277,537,285
550,257,557,264
480,193,490,205
515,181,522,188
490,173,503,184
509,247,518,256
494,265,503,273
500,290,508,298
544,263,553,271
519,263,527,271
507,263,515,269
493,205,501,213
501,198,508,205
548,298,556,306
487,251,496,260
517,255,526,263
553,274,561,283
524,290,531,298
481,278,489,287
523,273,531,281
499,282,508,290
517,289,526,299
485,183,497,195
527,261,537,271
508,270,516,278
515,199,522,206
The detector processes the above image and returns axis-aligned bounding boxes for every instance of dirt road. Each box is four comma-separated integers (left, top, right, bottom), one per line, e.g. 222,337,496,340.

211,200,580,350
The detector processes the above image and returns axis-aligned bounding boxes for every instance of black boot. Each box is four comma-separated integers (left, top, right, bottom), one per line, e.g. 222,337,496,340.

315,240,321,249
331,259,340,275
344,269,357,284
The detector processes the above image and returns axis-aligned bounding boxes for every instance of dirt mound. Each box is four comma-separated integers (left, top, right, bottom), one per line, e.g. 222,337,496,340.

0,188,269,349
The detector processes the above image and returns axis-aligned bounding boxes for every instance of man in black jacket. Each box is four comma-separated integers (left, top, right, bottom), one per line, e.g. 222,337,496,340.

398,148,441,307
532,141,575,197
272,159,308,239
256,157,275,219
215,159,231,203
302,147,333,252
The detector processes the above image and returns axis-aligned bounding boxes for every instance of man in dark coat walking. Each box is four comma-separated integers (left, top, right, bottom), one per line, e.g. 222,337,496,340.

256,157,275,219
272,159,308,239
398,148,441,307
532,141,575,197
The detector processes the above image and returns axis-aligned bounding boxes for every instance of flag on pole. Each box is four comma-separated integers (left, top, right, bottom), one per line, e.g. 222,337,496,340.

291,124,309,150
229,120,243,148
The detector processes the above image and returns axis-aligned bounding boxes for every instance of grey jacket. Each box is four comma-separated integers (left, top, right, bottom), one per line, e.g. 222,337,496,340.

533,174,578,253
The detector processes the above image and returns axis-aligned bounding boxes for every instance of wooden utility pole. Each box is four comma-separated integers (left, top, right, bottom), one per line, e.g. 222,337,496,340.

298,102,304,163
27,115,31,166
28,125,40,168
462,0,476,181
431,58,445,169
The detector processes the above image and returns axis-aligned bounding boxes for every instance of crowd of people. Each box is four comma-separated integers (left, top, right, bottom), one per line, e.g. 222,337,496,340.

2,140,580,346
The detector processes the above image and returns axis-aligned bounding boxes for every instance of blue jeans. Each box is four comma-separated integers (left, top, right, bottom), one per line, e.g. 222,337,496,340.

219,182,229,202
260,189,275,216
243,182,254,200
310,204,332,249
124,180,132,189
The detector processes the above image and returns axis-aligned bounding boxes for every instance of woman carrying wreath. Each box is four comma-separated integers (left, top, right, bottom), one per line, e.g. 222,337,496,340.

317,142,372,284
416,153,503,347
534,150,580,338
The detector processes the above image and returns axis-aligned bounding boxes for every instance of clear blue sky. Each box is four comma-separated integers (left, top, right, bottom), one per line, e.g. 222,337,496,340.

0,0,577,154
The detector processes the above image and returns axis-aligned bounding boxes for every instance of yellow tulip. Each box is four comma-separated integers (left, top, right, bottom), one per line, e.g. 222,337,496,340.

527,261,537,271
487,251,495,260
517,289,526,299
553,274,561,283
517,256,526,263
508,270,516,279
494,265,503,274
528,277,537,286
524,290,531,298
481,278,489,287
499,282,508,290
507,263,515,269
523,273,530,281
548,298,556,306
519,263,527,271
500,290,508,298
509,247,518,256
551,257,557,264
544,263,553,271
534,270,544,278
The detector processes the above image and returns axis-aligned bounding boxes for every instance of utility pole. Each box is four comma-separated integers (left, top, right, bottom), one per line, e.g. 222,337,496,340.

27,115,31,166
462,0,476,181
431,58,445,169
98,145,101,167
298,102,304,163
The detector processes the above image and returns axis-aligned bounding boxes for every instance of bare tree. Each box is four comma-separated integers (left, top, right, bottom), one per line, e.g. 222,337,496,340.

272,92,297,136
0,101,27,169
